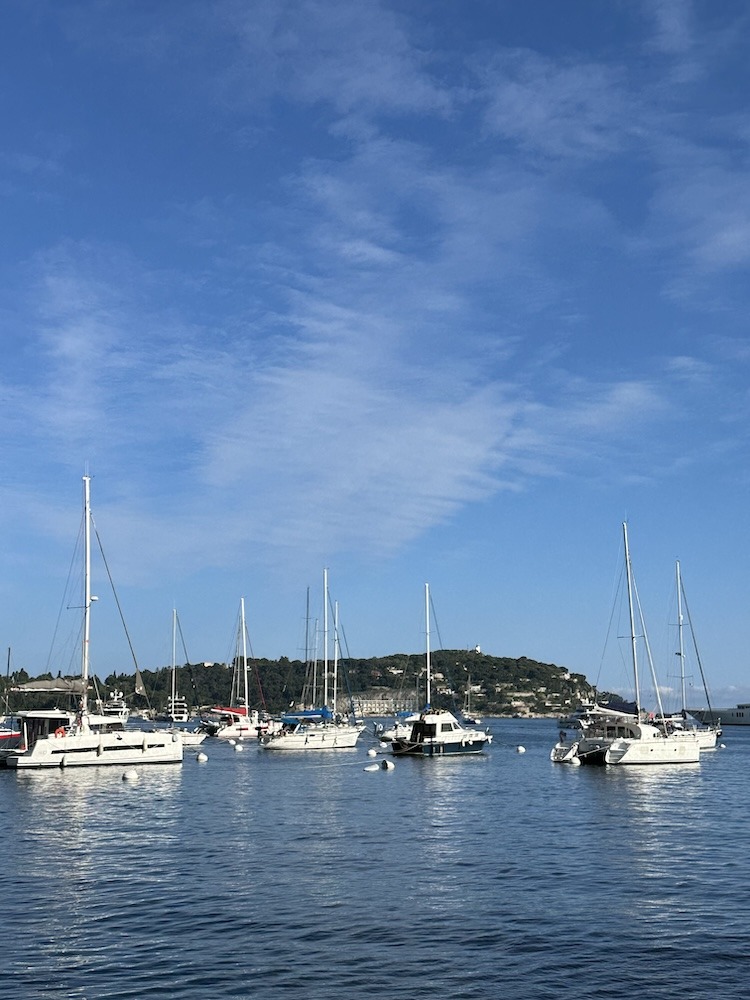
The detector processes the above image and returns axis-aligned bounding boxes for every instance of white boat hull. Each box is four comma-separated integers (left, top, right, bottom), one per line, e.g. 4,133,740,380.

690,706,749,726
7,729,184,768
261,724,361,750
604,734,700,765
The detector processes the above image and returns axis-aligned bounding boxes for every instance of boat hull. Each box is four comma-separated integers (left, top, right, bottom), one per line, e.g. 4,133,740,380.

261,724,361,751
690,706,749,726
391,736,490,756
604,736,700,765
6,730,184,768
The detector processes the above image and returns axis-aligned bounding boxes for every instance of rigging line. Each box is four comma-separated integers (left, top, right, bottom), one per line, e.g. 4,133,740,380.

332,618,357,715
175,611,191,664
46,514,85,677
680,578,717,722
632,573,667,727
91,517,140,674
240,610,269,713
595,555,626,692
428,590,444,650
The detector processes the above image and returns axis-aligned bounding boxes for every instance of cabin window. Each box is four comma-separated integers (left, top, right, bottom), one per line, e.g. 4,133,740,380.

414,723,436,738
440,723,455,732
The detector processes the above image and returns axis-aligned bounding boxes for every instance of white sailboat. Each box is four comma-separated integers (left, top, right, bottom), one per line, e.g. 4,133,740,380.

552,524,700,766
660,561,720,750
164,609,189,723
154,609,207,747
7,475,183,769
261,569,362,751
390,584,492,757
199,598,279,740
461,675,482,726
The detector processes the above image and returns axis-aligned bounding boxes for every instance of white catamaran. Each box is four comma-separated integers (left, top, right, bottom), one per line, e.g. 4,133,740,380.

6,475,183,770
551,524,701,766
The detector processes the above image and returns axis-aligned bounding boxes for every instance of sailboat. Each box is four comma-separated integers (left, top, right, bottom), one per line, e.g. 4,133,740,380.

260,569,362,751
390,584,492,757
0,648,21,757
659,561,720,750
6,475,183,769
551,524,700,766
164,609,189,723
461,673,482,726
154,609,206,747
199,598,278,740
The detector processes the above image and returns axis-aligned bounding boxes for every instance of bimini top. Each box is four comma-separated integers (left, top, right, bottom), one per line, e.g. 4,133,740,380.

281,707,334,724
11,678,87,695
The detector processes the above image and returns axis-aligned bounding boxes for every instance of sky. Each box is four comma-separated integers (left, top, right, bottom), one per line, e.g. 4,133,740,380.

1,0,749,709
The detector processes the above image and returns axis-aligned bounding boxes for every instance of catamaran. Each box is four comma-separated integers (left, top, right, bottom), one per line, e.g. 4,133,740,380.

551,524,700,766
6,475,183,769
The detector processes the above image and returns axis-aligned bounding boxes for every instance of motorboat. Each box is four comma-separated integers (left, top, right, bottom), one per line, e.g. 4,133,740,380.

96,689,130,724
389,585,492,757
390,708,492,757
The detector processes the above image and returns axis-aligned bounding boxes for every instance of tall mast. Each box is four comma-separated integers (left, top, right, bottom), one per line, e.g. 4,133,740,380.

304,585,310,673
171,608,177,705
622,522,640,715
240,597,249,713
323,568,329,708
333,600,339,716
81,474,92,715
425,582,431,707
676,560,686,713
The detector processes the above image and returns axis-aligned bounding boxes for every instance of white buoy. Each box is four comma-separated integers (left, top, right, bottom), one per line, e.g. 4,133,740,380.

379,741,389,749
516,745,526,753
381,759,395,770
122,768,139,782
228,739,236,745
196,752,208,763
720,743,727,749
569,756,581,766
363,763,380,772
367,748,377,757
234,743,244,752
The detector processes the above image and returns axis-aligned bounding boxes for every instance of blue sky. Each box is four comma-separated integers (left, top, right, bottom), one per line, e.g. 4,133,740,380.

2,0,749,709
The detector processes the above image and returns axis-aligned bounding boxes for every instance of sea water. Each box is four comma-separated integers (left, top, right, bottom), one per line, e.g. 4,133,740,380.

1,718,748,1000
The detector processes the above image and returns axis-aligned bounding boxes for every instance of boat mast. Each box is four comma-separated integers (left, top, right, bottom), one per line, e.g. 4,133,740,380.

622,522,641,715
425,582,431,707
333,599,339,717
171,608,178,707
81,474,93,716
323,568,329,708
676,560,686,714
240,597,249,713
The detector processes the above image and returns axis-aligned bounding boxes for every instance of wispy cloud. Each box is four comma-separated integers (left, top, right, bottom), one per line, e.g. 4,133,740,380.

3,0,749,592
476,50,637,160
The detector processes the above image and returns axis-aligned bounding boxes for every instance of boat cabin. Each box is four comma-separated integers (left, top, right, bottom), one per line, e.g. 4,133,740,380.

17,710,76,749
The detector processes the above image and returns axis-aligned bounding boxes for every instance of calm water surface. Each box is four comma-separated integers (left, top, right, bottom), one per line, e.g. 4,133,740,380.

1,719,748,999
